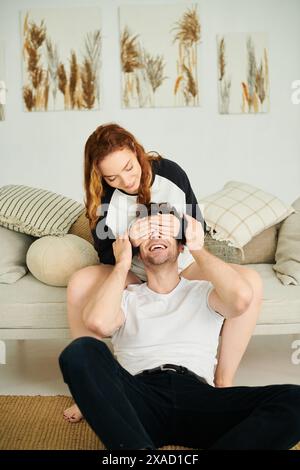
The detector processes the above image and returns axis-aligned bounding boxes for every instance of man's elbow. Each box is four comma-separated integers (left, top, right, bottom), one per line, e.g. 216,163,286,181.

85,320,113,338
84,316,111,338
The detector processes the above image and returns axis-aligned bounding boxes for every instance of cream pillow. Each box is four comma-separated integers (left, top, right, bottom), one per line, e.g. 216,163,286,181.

0,226,35,283
0,184,84,237
273,197,300,285
199,181,295,249
26,234,99,287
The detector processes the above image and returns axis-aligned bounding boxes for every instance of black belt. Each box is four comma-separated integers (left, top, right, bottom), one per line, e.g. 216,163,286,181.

138,363,207,384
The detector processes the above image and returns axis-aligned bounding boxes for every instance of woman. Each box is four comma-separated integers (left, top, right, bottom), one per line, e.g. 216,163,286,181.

63,123,263,422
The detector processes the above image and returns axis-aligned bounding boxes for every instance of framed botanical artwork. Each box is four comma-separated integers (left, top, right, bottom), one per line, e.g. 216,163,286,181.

21,7,102,112
0,41,6,121
217,33,270,114
119,3,202,108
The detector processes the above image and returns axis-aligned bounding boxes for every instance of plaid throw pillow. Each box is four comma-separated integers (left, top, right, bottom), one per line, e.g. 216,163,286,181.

0,185,84,237
199,181,295,249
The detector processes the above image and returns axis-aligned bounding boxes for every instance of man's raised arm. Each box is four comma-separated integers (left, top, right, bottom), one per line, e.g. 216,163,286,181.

82,232,132,337
184,214,254,318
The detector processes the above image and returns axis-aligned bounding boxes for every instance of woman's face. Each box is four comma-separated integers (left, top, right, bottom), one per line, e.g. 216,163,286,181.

98,147,142,194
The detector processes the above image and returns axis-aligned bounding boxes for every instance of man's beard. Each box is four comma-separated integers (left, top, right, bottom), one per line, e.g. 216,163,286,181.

141,250,178,266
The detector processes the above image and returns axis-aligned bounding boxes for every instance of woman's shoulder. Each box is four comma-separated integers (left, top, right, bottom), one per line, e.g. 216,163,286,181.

100,181,115,204
152,157,187,179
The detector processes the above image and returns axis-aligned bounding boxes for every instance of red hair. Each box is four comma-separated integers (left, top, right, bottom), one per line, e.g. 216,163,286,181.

84,123,161,230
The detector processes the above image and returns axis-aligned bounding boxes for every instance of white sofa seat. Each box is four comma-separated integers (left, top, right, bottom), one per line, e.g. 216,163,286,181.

0,273,68,339
0,264,300,340
245,264,300,335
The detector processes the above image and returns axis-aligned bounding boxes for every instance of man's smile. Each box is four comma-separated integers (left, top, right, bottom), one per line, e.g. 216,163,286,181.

148,241,168,252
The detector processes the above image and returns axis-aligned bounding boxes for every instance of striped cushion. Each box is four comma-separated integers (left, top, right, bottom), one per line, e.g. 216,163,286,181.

199,181,295,249
0,185,84,237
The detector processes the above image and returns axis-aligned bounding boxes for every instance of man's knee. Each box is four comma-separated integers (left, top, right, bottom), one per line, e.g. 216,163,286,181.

282,385,300,410
67,265,109,306
59,336,109,373
272,385,300,432
284,386,300,437
243,267,263,294
233,265,263,304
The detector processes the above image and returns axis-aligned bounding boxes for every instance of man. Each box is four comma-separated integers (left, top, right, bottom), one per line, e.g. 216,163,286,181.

59,205,300,450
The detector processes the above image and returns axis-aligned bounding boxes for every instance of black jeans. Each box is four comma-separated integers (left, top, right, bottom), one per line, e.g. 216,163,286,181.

59,337,300,450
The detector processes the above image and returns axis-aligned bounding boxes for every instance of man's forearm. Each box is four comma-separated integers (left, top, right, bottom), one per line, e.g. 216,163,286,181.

82,264,128,336
190,247,253,309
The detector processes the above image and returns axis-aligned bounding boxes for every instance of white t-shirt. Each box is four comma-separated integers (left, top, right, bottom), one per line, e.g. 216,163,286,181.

111,277,224,386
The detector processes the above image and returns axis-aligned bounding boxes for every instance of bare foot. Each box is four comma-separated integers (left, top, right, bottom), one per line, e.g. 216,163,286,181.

63,403,83,423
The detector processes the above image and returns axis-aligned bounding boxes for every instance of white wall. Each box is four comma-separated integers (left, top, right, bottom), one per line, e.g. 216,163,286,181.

0,0,299,205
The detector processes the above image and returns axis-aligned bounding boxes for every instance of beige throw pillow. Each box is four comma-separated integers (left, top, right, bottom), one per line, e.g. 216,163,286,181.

273,198,300,285
68,211,93,244
241,223,280,264
204,223,280,265
199,181,294,249
26,234,99,287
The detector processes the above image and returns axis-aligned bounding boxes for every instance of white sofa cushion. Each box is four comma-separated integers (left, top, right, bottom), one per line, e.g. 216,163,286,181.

245,263,300,326
0,273,68,329
273,197,300,286
0,265,299,331
0,226,35,284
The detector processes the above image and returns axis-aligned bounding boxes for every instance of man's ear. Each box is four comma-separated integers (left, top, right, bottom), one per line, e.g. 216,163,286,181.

178,243,185,253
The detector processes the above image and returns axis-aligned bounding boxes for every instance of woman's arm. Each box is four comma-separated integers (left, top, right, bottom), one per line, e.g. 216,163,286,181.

91,220,116,265
153,158,207,234
182,169,208,234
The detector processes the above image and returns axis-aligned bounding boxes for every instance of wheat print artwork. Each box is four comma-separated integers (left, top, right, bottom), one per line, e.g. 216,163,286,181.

119,4,201,108
21,8,101,112
0,41,5,121
217,33,270,114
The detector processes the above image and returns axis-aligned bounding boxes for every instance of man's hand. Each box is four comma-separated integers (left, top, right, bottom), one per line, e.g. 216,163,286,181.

113,231,132,271
184,214,204,251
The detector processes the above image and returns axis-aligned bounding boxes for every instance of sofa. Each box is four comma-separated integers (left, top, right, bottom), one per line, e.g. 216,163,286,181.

1,213,300,346
0,185,300,357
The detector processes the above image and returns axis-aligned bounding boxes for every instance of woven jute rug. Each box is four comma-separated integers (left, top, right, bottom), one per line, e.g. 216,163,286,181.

0,396,299,451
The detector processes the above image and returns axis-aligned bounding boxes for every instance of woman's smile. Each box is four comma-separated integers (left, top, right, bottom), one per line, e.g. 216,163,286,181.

125,179,139,191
